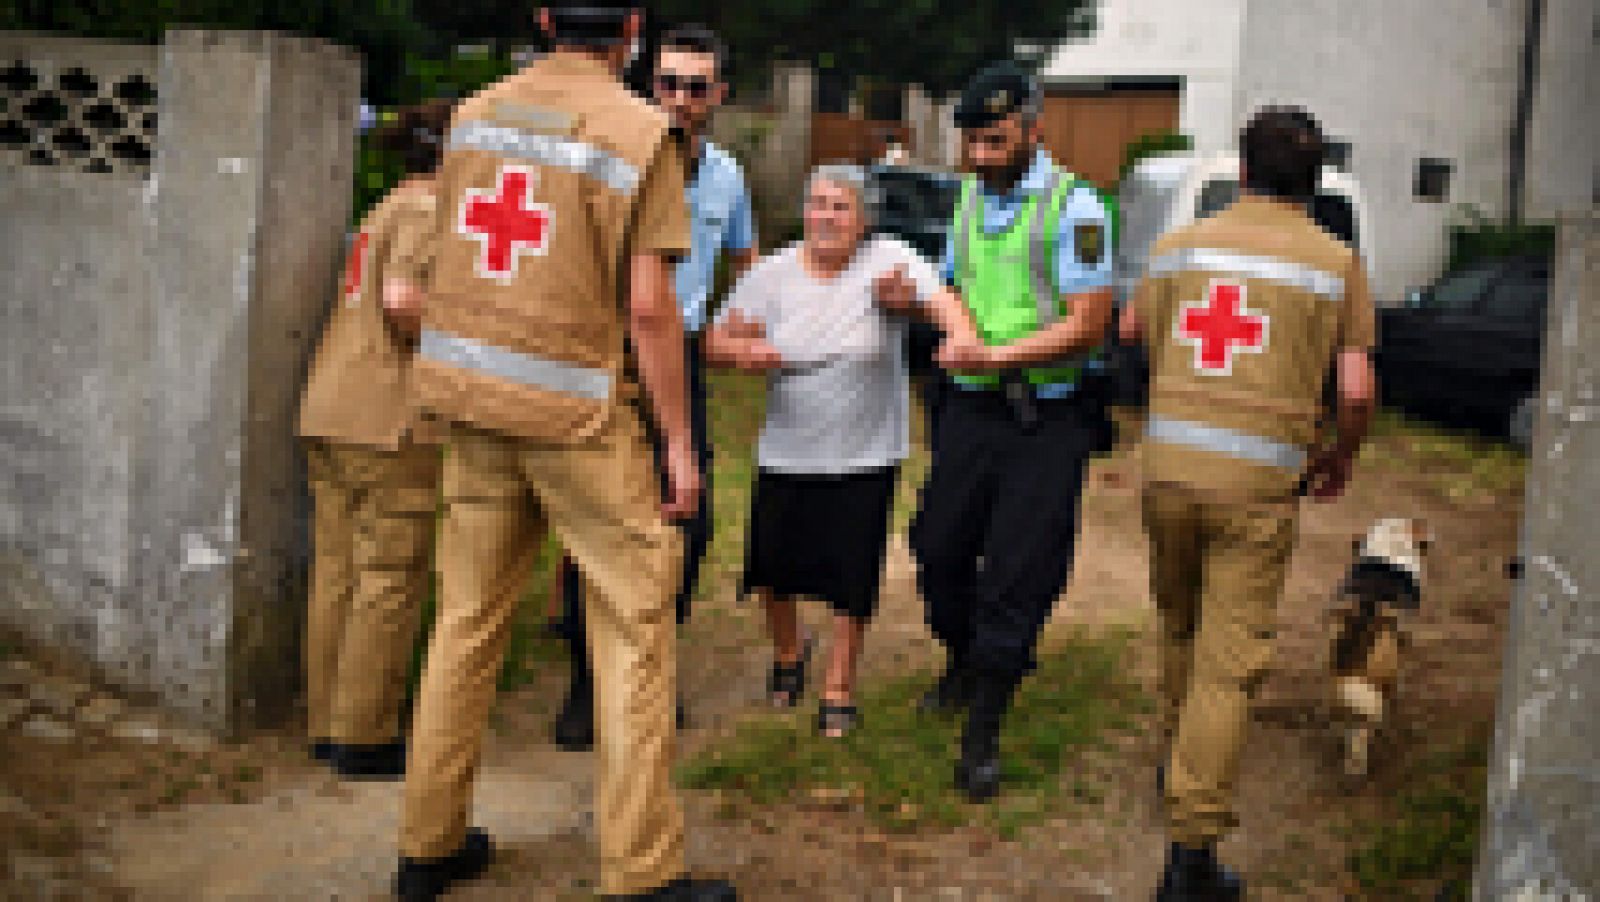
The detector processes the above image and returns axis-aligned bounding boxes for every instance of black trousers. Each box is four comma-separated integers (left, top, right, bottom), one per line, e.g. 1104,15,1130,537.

559,334,712,677
909,388,1098,682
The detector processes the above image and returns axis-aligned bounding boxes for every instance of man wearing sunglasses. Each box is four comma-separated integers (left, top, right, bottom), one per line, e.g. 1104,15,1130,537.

551,22,759,752
892,62,1116,803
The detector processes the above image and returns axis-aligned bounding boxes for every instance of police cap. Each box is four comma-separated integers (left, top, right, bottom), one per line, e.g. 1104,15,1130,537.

953,62,1039,129
547,3,635,46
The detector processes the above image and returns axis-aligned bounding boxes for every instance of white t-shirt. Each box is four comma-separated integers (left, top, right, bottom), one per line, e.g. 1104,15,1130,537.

717,235,943,474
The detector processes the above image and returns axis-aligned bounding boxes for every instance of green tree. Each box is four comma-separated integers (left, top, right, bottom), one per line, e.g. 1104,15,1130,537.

640,0,1096,97
0,0,426,105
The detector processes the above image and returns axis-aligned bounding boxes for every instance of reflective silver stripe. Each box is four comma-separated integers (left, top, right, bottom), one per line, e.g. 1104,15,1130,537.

1148,248,1344,301
1145,415,1306,470
419,329,612,401
448,120,640,195
1028,170,1064,326
954,178,977,287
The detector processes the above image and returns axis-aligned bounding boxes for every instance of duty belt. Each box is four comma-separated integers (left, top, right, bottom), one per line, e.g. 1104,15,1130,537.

1145,415,1306,470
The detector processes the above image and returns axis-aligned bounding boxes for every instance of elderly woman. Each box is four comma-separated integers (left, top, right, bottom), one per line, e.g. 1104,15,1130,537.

704,163,942,737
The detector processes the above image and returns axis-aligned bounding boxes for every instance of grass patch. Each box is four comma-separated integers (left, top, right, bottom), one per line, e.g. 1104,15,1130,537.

677,628,1147,836
1362,409,1526,503
1346,735,1489,897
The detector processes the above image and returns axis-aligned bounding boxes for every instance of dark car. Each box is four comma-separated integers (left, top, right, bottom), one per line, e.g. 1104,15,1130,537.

866,164,962,390
1376,254,1551,448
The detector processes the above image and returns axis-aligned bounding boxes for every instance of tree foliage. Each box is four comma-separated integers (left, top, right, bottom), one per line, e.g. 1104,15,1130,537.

0,0,426,104
639,0,1095,97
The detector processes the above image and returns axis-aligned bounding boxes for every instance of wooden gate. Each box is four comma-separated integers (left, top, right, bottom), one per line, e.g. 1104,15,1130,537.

1038,85,1181,190
810,112,908,166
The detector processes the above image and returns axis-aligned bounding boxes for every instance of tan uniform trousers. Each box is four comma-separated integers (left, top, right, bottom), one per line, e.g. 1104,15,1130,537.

1141,481,1299,846
401,408,685,896
305,440,440,746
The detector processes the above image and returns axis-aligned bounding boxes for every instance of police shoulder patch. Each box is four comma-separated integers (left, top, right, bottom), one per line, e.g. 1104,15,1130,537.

1074,222,1105,266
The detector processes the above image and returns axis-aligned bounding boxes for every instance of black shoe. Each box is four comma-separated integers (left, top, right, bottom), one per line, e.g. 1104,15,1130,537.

553,676,595,752
1154,842,1243,901
918,659,974,715
310,739,334,763
394,828,493,901
953,672,1012,803
331,740,406,780
606,875,738,901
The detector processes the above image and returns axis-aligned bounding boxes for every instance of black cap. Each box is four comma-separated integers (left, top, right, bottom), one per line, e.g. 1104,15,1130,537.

954,62,1039,129
548,4,634,46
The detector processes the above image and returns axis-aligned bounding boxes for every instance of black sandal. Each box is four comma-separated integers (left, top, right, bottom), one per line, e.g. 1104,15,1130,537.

816,702,859,738
767,638,814,708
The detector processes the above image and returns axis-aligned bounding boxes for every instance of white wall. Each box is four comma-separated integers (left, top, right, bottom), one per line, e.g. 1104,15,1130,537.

1235,0,1528,299
1524,0,1600,217
1040,0,1249,154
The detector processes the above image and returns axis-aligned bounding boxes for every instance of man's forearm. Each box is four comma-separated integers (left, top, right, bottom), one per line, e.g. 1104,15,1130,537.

628,255,693,445
922,286,981,341
989,287,1114,367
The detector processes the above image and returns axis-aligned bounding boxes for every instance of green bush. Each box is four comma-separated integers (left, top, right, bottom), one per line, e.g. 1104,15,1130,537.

1447,206,1556,271
1117,130,1194,187
352,48,519,223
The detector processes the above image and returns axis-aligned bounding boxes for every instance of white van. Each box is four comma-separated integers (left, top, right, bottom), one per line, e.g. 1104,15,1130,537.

1112,152,1376,307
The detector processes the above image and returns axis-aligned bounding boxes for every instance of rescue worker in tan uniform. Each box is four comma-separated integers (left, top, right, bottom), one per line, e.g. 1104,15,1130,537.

1119,107,1377,900
382,5,736,900
298,100,452,780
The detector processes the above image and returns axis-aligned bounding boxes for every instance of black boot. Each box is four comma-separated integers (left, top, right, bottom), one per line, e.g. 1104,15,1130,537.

954,672,1013,802
605,875,738,901
553,668,596,752
394,828,493,901
310,739,334,763
919,655,975,715
1154,842,1243,901
331,740,407,780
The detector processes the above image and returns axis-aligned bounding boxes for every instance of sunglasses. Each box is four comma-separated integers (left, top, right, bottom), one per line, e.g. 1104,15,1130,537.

655,73,714,99
963,132,1013,150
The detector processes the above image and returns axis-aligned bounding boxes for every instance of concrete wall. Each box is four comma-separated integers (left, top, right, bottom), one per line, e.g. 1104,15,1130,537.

1235,0,1528,300
1473,213,1599,900
0,30,358,732
1039,0,1249,156
1523,0,1600,218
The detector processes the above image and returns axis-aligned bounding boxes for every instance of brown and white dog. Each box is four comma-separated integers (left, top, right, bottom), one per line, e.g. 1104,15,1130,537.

1324,517,1432,778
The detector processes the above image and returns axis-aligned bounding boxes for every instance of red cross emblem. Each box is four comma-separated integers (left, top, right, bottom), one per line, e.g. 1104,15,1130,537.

457,165,552,282
1175,280,1269,376
342,231,369,304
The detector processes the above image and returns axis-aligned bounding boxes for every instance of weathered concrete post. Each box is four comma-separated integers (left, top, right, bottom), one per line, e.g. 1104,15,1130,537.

1473,212,1600,899
0,29,359,735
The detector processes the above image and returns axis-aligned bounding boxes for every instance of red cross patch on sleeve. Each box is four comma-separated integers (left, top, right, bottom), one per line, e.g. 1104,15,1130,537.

342,231,370,306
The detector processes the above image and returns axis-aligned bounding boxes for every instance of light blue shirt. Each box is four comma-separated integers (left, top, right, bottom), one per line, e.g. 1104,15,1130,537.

678,140,756,334
939,148,1113,398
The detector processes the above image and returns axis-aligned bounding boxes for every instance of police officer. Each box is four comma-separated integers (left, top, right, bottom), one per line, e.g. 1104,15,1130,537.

551,22,760,752
383,5,736,900
298,100,450,780
1118,107,1376,899
893,62,1116,802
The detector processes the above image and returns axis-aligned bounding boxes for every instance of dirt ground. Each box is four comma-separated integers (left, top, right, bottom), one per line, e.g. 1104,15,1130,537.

0,424,1521,901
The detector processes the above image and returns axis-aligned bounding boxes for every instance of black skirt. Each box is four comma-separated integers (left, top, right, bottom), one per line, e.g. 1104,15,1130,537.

740,465,900,621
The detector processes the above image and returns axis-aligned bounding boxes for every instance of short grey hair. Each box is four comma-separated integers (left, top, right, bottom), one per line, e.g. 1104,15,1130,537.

805,162,875,212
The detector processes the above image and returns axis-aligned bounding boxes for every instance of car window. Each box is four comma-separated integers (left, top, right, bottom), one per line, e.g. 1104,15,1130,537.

1423,268,1496,313
1310,192,1360,252
1195,178,1238,220
1479,275,1547,322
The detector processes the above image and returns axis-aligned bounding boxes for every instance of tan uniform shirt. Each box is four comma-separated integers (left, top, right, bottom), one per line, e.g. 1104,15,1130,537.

298,182,438,450
403,53,691,443
1134,195,1376,498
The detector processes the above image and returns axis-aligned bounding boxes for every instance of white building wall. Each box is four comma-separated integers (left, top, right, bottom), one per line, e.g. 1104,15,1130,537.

1234,0,1528,300
1040,0,1250,154
1524,0,1600,217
